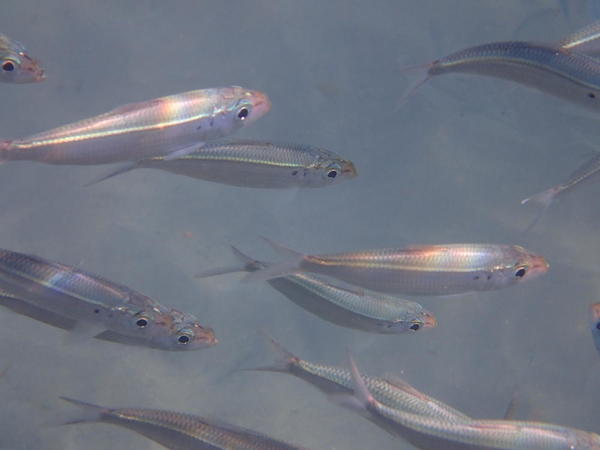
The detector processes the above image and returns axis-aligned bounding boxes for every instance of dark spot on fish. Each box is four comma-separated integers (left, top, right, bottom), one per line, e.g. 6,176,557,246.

589,93,596,99
178,335,190,344
136,318,148,328
93,309,100,314
2,61,14,72
473,275,480,280
237,108,249,120
292,170,298,176
410,324,420,331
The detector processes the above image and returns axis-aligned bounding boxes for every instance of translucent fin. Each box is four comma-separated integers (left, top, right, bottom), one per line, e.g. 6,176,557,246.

503,395,518,420
59,396,106,425
164,143,204,161
396,65,432,109
240,237,305,282
259,236,305,260
243,330,299,373
64,321,106,345
520,187,558,232
194,264,248,279
85,162,138,186
347,352,374,409
194,246,264,278
382,374,428,401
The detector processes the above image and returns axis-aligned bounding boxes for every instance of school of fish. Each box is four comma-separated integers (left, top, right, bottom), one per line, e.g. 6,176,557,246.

2,9,600,450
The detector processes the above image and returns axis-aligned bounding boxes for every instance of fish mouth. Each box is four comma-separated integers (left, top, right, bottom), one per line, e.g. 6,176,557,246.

422,312,437,328
247,90,271,123
528,255,550,278
341,160,358,178
196,328,218,347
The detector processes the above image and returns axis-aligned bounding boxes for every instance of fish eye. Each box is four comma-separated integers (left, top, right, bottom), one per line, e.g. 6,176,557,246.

237,107,249,120
177,334,191,344
514,266,527,278
135,318,149,328
327,169,337,178
2,60,15,72
410,323,421,331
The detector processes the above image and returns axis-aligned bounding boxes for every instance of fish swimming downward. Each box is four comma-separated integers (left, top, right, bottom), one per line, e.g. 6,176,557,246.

0,33,44,83
91,140,357,189
346,355,600,450
61,397,308,450
0,86,270,165
195,246,435,333
244,240,549,296
0,249,215,350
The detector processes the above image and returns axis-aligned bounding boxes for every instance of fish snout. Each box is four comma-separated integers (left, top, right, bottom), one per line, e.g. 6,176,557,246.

422,312,437,328
195,327,218,348
527,255,550,279
341,160,358,178
246,90,271,123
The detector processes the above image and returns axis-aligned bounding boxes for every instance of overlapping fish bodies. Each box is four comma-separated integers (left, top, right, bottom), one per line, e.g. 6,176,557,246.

61,397,307,450
92,140,357,189
246,241,549,296
403,41,600,111
249,334,469,423
196,247,435,333
590,303,600,355
0,86,270,165
522,153,600,230
347,356,600,450
0,34,44,83
0,249,216,350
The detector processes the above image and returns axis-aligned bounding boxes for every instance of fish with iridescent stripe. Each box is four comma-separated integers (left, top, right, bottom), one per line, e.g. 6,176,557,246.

245,240,549,296
92,140,357,188
347,355,600,449
61,397,308,450
0,249,216,350
196,246,435,333
0,86,270,164
0,34,44,83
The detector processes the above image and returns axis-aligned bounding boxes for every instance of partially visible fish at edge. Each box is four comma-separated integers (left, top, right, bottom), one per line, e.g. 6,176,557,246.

590,303,600,355
0,34,44,83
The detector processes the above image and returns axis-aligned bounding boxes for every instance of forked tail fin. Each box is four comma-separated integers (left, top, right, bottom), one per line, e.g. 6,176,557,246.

241,237,305,283
396,62,433,109
242,330,299,373
85,162,138,187
59,396,107,425
521,186,559,232
194,246,265,279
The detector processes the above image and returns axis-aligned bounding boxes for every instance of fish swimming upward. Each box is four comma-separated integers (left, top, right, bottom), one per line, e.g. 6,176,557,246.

195,246,435,333
61,397,308,450
0,249,216,350
244,240,549,296
402,40,600,111
91,140,357,189
0,86,270,165
347,355,600,450
0,33,44,83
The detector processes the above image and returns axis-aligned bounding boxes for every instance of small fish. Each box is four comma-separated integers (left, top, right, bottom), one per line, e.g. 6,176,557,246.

559,20,600,56
347,355,600,450
248,333,469,424
403,41,600,111
590,303,600,355
0,34,44,83
0,86,270,165
196,246,435,333
244,239,549,296
61,397,308,450
0,249,216,350
91,141,357,188
521,152,600,230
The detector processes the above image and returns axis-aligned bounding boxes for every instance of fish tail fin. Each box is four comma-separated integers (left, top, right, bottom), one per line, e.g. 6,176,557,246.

194,245,264,279
58,396,107,425
241,237,304,283
396,62,432,109
521,186,558,232
243,330,299,373
85,162,139,187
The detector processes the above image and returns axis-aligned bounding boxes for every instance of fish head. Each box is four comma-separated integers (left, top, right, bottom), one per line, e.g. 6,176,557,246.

303,152,357,187
0,51,45,83
126,307,216,351
377,304,437,334
210,86,271,135
488,246,549,288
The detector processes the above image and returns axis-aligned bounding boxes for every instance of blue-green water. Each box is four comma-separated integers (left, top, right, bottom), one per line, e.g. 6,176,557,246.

1,1,600,448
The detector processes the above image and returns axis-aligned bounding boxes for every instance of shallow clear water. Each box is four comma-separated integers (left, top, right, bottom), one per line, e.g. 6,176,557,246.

1,1,600,449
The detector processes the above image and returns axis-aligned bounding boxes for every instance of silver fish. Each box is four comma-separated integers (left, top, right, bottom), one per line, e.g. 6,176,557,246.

0,86,270,165
92,141,357,188
559,20,600,56
347,355,600,450
0,249,216,350
61,397,308,450
196,246,436,333
0,34,44,83
521,152,600,230
244,239,549,296
403,41,600,111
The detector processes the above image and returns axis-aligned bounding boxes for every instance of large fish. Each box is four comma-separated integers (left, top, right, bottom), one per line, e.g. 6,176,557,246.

0,86,270,165
92,140,357,188
347,355,600,450
61,397,308,450
196,246,435,333
521,152,600,230
245,240,549,296
0,34,44,83
402,41,600,111
0,249,215,350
